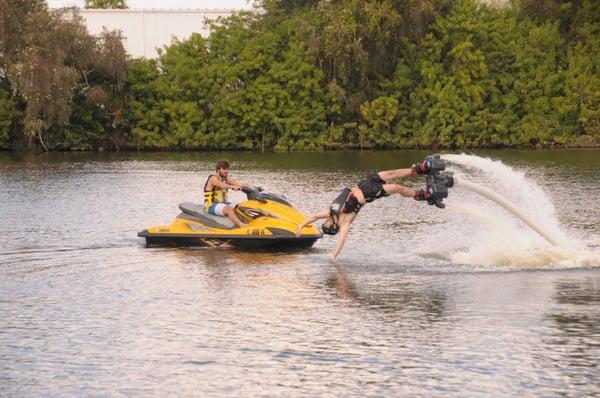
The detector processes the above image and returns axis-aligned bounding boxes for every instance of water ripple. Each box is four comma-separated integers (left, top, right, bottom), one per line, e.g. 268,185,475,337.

1,151,600,396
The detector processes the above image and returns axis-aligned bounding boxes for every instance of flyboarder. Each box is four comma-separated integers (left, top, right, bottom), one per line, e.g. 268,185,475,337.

295,156,452,262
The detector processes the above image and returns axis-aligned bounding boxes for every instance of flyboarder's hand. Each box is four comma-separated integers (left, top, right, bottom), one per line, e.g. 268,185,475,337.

329,253,337,263
295,226,302,237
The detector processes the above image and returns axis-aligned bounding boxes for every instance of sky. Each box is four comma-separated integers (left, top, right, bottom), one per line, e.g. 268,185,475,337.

47,0,256,9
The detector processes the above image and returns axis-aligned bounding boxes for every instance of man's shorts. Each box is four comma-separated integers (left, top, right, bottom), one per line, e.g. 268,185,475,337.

207,202,232,216
357,172,388,202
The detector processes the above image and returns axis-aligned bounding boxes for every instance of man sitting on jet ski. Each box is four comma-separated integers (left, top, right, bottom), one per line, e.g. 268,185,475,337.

294,156,450,262
204,159,251,227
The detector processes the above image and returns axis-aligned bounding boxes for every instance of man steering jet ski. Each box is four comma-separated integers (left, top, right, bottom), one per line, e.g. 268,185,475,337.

138,158,322,248
294,155,453,262
204,159,251,227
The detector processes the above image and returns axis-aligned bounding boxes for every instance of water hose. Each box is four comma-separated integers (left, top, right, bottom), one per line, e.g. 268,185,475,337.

454,178,559,246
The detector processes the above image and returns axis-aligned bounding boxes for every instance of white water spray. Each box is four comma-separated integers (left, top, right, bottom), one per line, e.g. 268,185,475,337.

445,202,518,234
444,202,565,267
442,153,567,243
438,154,600,267
454,179,560,246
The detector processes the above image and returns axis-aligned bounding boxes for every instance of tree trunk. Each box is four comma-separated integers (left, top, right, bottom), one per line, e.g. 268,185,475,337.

38,130,49,152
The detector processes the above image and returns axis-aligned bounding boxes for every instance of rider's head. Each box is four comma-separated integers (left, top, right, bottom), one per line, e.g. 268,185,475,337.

216,159,230,179
321,217,339,235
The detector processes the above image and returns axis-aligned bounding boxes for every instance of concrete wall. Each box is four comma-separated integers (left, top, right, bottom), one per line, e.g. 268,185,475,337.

80,9,238,58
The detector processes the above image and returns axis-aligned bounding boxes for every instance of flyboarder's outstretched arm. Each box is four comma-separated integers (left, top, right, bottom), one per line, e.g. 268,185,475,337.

295,210,329,237
330,212,356,262
331,224,350,263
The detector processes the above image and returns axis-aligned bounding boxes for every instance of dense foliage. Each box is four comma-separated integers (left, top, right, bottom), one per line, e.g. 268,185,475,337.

0,0,129,150
84,0,127,9
1,0,599,151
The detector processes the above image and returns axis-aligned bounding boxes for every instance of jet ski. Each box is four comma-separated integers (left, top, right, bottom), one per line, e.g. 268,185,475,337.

138,186,321,249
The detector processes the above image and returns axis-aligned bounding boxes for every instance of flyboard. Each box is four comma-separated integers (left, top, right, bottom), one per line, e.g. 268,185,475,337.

422,154,454,209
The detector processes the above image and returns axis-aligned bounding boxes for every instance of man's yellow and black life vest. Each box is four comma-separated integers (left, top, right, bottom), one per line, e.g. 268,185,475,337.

203,175,229,209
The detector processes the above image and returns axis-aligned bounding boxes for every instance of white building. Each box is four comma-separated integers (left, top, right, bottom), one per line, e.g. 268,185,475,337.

80,9,240,58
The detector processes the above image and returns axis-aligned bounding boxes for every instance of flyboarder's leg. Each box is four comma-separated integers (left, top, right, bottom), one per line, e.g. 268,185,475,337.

377,168,413,181
376,155,436,180
381,183,416,198
383,183,435,202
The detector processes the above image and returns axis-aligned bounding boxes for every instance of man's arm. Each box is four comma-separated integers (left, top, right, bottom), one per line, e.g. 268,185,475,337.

209,175,239,190
295,209,329,237
226,177,248,189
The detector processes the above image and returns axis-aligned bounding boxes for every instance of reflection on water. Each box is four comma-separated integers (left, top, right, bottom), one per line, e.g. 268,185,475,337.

553,278,600,305
325,266,448,321
536,277,600,391
1,150,600,396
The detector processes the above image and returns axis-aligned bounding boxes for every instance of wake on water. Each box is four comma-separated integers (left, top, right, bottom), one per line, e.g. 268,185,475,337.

440,154,600,269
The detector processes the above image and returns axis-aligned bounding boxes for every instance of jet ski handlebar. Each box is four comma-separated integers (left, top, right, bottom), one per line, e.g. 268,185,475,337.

241,186,293,207
242,186,267,202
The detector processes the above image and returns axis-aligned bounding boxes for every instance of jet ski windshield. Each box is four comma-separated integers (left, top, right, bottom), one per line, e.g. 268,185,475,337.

242,186,264,201
260,192,291,207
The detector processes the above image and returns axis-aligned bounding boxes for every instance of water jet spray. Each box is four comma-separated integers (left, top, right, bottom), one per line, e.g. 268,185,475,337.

452,178,560,246
427,154,561,247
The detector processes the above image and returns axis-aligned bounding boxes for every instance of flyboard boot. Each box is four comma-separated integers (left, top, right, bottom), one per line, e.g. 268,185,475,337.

411,154,446,176
413,154,454,208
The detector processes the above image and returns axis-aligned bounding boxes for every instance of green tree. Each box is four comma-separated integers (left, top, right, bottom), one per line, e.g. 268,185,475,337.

127,58,170,149
6,6,82,150
395,0,585,148
270,41,332,151
358,96,398,149
565,23,600,140
85,0,127,9
5,0,599,152
1,1,129,151
404,1,496,147
0,79,19,149
516,0,600,37
127,11,335,152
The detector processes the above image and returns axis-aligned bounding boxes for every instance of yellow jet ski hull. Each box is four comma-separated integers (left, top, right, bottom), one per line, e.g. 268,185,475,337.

138,192,321,250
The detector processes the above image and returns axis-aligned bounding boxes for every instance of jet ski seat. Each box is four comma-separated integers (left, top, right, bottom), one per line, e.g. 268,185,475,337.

178,202,237,230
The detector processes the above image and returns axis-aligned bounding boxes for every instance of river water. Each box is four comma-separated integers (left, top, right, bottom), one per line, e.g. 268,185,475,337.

1,150,599,396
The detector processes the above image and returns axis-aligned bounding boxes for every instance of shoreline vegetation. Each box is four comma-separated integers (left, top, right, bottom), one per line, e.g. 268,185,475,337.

1,0,599,153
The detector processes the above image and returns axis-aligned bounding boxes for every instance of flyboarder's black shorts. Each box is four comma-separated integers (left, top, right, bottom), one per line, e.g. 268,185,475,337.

357,172,388,203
